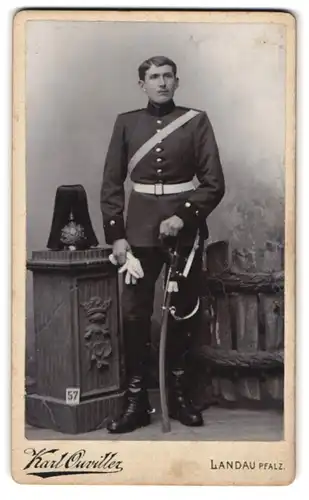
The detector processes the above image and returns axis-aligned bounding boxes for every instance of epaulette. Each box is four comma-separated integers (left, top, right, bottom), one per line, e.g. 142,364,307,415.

119,108,145,116
177,105,203,114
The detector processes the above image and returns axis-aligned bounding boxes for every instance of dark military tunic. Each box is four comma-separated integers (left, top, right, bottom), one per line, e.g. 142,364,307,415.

101,99,225,247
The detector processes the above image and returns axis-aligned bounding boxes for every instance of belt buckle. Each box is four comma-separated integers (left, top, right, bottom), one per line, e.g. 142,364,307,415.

154,183,164,196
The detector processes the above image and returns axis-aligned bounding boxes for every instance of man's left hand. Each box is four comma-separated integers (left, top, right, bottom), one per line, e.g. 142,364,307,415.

159,215,184,237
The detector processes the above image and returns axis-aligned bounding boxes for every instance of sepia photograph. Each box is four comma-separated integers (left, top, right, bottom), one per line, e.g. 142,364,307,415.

12,9,295,485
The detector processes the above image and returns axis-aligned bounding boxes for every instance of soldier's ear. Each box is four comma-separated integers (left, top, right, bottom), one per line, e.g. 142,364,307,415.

175,77,179,89
138,79,146,92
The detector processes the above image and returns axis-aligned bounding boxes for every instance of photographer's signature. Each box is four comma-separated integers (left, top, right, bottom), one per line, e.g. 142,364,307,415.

23,448,123,478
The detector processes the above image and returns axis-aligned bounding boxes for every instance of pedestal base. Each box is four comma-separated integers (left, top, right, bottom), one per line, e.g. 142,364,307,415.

27,247,126,435
26,391,125,435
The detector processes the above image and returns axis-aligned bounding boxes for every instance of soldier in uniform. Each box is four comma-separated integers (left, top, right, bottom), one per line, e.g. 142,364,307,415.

100,56,225,433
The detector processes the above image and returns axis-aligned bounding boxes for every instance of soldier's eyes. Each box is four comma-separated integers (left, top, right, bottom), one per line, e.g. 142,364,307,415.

149,73,173,79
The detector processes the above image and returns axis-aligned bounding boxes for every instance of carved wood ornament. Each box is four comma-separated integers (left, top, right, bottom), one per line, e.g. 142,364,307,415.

82,296,112,370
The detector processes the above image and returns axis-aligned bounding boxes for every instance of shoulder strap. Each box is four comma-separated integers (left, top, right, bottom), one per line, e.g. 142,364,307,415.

128,109,200,174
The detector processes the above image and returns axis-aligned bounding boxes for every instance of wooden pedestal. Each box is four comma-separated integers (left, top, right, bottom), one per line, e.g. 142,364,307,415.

26,248,125,434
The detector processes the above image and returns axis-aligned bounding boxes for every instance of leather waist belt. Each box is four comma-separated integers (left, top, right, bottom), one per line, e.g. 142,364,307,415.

132,181,195,196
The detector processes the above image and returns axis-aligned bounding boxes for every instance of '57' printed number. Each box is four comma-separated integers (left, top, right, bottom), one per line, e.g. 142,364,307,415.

66,388,80,405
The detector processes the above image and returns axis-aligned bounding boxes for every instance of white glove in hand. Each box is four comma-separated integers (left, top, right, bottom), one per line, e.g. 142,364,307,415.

109,251,144,285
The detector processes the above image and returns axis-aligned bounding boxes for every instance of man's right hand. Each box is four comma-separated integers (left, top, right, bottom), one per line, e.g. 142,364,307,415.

112,239,130,265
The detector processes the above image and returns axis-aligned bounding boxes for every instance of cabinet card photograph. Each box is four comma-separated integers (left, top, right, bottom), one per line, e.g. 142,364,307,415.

12,9,296,485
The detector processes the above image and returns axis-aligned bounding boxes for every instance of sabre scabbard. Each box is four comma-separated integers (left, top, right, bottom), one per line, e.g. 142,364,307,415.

159,237,181,433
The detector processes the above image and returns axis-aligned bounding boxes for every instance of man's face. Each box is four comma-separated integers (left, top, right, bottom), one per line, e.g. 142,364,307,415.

139,64,179,104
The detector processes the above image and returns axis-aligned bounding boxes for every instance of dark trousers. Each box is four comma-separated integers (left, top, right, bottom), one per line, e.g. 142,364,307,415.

121,241,204,380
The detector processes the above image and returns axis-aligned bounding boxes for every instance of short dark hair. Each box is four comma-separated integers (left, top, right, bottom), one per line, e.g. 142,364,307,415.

138,56,177,81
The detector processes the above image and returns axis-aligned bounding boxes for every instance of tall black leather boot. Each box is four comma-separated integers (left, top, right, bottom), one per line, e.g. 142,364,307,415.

168,369,204,427
107,374,151,433
107,319,152,434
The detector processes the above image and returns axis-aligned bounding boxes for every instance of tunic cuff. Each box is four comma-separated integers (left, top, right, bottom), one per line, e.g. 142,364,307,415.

103,216,126,244
174,200,200,226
